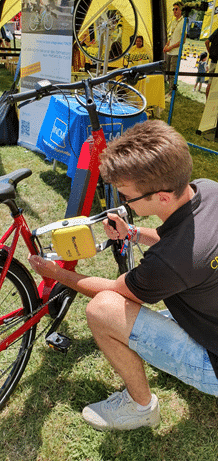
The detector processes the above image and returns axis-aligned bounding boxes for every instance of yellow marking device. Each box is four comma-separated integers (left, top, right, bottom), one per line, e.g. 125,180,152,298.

51,217,96,261
32,206,127,261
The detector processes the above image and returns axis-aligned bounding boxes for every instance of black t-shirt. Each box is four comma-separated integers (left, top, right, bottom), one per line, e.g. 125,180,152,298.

125,179,218,377
209,28,218,63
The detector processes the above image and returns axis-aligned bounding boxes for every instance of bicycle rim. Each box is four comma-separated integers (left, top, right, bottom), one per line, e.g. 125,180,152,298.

75,80,146,117
43,13,53,30
29,12,39,31
0,257,38,410
73,0,138,63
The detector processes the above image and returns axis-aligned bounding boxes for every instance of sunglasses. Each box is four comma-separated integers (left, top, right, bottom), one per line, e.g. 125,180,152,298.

173,7,179,10
118,189,174,205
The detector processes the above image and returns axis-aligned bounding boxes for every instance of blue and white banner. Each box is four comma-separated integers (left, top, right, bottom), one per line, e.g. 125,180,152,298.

19,0,73,150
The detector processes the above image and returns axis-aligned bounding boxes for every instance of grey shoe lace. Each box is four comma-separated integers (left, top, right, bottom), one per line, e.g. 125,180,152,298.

104,389,131,411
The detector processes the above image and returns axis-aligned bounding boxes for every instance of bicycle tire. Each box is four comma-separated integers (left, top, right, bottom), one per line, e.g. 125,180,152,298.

29,12,39,31
0,256,39,410
43,13,53,31
75,80,146,117
73,0,138,63
111,187,135,272
97,182,135,273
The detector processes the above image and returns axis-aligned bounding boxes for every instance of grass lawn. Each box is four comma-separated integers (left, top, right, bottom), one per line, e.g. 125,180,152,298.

0,64,217,461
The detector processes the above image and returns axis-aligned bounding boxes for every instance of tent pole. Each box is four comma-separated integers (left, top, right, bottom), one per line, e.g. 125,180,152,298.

187,142,218,155
152,0,165,61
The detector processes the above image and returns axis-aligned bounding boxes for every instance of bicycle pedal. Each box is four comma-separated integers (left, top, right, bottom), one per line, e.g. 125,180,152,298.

46,332,72,353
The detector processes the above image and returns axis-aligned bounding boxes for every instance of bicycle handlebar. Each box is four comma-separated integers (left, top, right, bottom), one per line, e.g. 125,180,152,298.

8,60,165,104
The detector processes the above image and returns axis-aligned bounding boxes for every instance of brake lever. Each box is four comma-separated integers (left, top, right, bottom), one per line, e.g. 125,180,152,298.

122,70,140,86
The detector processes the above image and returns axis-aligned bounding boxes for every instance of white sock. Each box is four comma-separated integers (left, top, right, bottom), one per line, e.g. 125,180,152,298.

126,390,152,412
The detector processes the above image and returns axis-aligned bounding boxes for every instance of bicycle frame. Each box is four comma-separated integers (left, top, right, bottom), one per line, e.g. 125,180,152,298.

0,213,38,288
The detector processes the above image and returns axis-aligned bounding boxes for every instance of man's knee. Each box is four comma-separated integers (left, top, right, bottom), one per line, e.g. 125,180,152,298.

86,290,115,329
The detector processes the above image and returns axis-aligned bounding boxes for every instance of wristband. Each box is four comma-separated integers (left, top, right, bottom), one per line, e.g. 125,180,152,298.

135,227,140,244
120,224,137,256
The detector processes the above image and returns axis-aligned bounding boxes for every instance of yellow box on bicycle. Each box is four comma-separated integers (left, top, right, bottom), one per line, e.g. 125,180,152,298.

51,218,96,261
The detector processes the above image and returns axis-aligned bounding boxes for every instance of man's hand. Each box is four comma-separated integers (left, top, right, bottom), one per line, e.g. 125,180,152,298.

28,255,61,279
103,213,129,240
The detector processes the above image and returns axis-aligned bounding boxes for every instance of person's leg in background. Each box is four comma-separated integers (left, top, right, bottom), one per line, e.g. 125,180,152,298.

168,55,178,95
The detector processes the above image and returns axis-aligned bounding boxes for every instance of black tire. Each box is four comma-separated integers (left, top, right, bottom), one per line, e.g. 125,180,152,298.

75,80,146,118
73,0,138,63
111,240,135,274
0,256,39,410
96,182,135,273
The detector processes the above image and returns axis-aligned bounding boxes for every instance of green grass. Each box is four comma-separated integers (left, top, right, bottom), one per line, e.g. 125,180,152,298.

0,65,218,461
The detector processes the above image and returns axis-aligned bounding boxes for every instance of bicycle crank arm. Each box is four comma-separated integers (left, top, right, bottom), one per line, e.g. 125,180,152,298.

45,294,73,348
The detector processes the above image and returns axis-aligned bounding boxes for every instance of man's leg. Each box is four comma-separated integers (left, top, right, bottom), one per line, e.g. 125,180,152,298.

165,53,171,83
83,291,160,430
206,82,211,99
169,55,178,94
86,290,151,406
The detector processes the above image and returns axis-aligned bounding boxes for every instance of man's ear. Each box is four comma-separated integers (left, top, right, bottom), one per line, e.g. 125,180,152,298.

158,192,172,204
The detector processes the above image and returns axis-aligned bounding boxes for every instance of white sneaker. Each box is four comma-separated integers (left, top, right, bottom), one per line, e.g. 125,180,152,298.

82,389,160,431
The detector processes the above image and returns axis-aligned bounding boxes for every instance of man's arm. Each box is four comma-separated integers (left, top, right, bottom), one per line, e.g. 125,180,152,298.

104,213,160,247
205,39,210,53
163,40,170,52
164,33,186,53
132,227,160,246
164,40,181,52
28,256,143,304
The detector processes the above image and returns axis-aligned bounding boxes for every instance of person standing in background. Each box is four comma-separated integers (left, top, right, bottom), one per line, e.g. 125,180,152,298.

193,52,208,93
205,28,218,98
163,2,184,100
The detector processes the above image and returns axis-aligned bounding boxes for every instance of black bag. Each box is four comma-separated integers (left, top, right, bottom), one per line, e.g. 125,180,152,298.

0,82,19,146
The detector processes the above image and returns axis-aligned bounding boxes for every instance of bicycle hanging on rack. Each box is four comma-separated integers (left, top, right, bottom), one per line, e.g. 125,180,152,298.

0,61,164,410
29,4,53,31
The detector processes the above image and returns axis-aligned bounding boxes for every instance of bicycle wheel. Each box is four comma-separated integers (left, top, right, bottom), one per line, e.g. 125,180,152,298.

75,80,146,117
0,256,39,410
73,0,138,63
43,12,53,31
29,12,39,31
100,183,135,273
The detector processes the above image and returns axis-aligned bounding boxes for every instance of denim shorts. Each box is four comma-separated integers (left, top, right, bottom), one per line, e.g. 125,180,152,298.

129,307,218,396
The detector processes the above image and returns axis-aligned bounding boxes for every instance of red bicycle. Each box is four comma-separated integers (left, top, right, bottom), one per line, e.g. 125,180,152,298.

0,61,164,409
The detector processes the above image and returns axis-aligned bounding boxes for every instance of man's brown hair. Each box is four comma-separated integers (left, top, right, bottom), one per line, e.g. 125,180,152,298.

99,120,193,199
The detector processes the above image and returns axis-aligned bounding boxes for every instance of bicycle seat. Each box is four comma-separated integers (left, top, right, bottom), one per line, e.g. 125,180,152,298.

0,168,32,202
